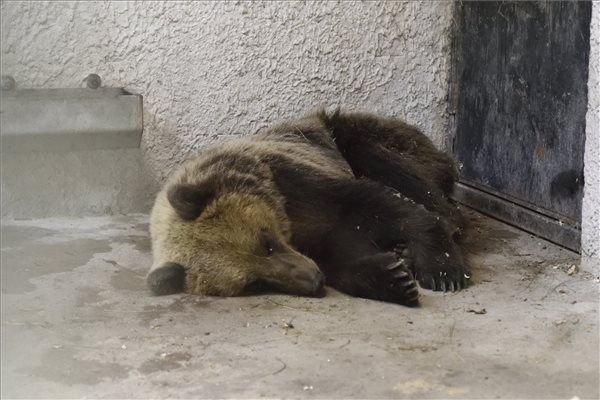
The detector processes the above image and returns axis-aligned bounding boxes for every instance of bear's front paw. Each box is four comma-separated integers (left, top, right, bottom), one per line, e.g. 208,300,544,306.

414,250,470,292
393,244,413,270
375,252,419,306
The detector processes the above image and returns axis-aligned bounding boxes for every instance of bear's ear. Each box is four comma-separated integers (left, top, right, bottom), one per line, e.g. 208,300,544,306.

167,182,215,221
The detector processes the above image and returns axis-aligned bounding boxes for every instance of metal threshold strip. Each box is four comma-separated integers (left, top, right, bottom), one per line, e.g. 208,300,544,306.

453,181,581,253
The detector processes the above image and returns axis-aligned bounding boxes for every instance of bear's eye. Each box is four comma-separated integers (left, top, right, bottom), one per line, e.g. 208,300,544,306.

259,229,277,257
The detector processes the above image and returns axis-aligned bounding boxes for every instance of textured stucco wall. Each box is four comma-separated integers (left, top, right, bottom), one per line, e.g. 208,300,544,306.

1,1,598,261
582,2,600,261
0,1,453,185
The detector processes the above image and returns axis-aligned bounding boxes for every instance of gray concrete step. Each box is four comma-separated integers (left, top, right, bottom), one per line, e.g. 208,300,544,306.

1,87,154,218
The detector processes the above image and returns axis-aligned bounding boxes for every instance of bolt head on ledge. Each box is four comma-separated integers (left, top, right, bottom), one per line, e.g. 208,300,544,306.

84,74,102,89
1,75,16,91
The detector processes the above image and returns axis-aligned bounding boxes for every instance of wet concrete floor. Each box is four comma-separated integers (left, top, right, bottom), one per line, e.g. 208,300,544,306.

1,212,598,399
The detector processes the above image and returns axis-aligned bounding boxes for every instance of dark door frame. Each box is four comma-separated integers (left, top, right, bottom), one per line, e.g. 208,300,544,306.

447,2,591,253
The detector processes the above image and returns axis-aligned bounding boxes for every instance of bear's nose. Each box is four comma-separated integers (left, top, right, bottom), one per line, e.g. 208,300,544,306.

311,271,325,297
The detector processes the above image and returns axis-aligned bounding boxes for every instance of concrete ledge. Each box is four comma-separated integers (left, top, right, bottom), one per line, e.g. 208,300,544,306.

0,88,142,153
1,148,155,218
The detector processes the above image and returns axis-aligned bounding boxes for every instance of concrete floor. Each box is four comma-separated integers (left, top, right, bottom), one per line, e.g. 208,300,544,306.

1,211,598,399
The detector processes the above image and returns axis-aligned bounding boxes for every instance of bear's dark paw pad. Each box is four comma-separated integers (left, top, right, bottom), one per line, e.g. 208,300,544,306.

382,258,419,306
417,267,470,293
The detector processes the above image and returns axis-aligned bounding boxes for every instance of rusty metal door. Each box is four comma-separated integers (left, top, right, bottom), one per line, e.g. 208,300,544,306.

450,1,592,251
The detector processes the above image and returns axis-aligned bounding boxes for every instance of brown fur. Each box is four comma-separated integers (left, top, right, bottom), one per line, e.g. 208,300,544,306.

148,108,469,305
149,138,327,297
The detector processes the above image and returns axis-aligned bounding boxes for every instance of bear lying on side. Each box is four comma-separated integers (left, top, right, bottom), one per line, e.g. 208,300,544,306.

147,109,470,306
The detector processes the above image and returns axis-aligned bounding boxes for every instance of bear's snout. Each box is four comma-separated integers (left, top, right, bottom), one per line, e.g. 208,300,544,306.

310,271,326,297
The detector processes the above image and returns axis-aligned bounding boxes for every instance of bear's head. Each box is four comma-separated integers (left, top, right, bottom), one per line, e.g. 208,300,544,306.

147,179,325,298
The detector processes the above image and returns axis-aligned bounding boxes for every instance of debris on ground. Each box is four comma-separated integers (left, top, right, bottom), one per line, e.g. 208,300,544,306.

550,263,581,276
282,319,295,334
283,321,294,329
467,308,487,315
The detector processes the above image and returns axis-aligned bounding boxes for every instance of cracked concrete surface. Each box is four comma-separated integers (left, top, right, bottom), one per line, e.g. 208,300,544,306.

1,212,598,399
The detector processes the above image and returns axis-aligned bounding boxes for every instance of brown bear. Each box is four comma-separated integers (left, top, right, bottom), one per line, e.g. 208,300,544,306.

147,109,469,306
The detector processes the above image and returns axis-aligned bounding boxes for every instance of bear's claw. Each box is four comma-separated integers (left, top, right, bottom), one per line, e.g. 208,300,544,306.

395,240,470,293
379,253,419,305
393,244,413,267
418,268,469,293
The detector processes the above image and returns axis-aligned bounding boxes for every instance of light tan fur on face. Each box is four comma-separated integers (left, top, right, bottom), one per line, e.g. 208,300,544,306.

151,188,297,296
149,110,348,297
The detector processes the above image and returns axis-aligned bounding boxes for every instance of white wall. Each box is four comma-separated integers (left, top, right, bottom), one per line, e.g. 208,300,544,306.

0,1,454,185
582,2,600,261
3,1,596,262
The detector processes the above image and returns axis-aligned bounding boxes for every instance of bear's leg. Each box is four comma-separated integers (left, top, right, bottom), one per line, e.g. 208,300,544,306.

336,252,419,306
322,111,464,233
324,110,458,198
328,179,470,292
386,209,469,291
337,141,464,235
320,227,420,306
366,199,469,291
343,141,455,218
